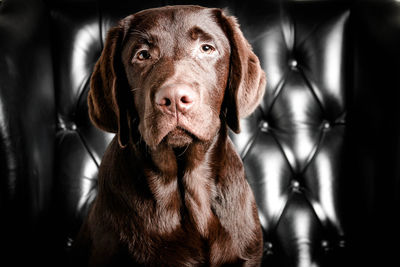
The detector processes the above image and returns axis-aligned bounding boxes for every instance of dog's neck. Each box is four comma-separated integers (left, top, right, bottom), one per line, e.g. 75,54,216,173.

133,126,228,237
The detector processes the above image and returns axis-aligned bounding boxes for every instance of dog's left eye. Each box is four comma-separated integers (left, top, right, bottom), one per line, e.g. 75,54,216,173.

136,50,152,60
200,44,215,54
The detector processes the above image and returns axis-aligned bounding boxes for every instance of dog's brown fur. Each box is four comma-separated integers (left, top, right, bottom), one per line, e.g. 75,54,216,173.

75,5,266,266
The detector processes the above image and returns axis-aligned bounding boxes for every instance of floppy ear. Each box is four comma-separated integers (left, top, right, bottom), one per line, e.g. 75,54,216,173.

218,10,266,133
88,24,132,148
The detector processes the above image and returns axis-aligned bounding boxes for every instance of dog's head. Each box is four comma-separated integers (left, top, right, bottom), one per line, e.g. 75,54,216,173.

88,5,266,149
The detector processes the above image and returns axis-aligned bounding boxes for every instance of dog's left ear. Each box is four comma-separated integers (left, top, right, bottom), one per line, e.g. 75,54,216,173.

216,10,266,133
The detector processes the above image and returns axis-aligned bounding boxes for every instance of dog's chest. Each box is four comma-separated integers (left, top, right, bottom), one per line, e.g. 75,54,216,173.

131,170,240,265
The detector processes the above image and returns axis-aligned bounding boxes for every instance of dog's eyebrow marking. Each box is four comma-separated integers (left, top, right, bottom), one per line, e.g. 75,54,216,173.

189,26,213,42
128,29,154,44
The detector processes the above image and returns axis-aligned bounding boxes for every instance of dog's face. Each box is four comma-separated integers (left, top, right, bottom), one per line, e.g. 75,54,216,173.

122,7,231,148
88,5,266,149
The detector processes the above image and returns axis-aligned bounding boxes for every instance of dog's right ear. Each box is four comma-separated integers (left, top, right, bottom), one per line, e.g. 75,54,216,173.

88,23,132,148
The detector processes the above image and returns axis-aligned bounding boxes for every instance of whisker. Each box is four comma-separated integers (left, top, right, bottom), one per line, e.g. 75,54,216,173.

144,110,163,122
177,144,190,158
144,113,157,122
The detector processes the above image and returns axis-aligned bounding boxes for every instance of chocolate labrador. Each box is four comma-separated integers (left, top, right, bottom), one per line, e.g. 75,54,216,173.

74,5,266,266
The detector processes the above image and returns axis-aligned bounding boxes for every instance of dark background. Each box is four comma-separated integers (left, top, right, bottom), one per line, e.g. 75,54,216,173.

1,0,399,266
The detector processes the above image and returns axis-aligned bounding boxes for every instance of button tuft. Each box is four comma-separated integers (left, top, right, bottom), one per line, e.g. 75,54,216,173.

289,59,298,70
291,180,300,190
66,237,74,248
321,240,330,252
70,123,77,131
259,120,269,132
264,242,273,255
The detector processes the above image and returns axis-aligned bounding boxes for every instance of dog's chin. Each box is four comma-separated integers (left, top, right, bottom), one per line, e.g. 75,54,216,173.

164,127,194,148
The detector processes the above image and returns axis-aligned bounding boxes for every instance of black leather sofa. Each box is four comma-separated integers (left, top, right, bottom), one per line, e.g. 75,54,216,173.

1,0,399,266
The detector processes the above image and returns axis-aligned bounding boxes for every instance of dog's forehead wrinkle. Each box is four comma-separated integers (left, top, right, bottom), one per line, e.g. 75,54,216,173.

152,10,222,43
125,11,228,64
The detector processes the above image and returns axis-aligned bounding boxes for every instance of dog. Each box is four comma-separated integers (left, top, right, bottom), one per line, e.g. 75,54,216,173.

74,5,266,266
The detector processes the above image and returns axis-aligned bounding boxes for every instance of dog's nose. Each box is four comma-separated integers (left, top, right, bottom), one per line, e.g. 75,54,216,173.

155,84,196,114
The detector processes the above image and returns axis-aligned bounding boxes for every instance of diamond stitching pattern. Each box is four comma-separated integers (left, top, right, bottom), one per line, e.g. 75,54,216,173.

237,6,349,256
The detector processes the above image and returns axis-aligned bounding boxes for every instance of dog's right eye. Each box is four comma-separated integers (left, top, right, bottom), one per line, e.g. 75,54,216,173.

136,50,152,61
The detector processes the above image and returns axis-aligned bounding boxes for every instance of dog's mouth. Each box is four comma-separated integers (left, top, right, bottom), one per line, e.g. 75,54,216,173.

163,126,195,148
143,107,218,148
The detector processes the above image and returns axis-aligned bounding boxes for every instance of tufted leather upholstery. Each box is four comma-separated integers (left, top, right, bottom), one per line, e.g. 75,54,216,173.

231,2,349,266
1,0,400,266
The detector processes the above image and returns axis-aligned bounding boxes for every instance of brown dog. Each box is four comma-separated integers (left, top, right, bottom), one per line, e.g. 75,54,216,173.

75,5,266,266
